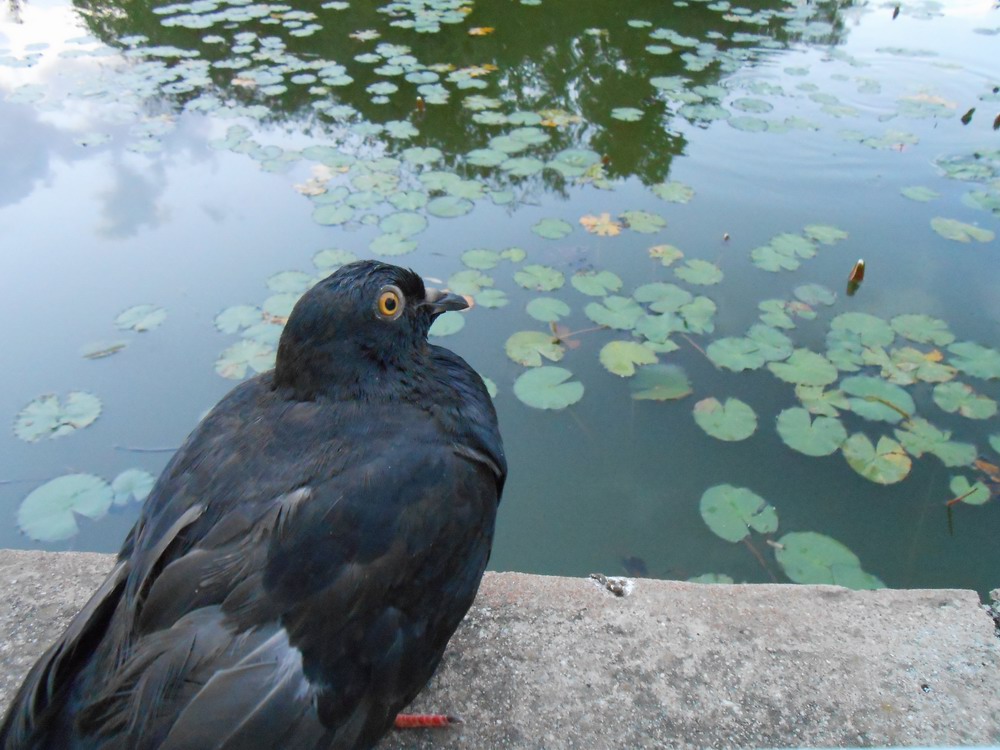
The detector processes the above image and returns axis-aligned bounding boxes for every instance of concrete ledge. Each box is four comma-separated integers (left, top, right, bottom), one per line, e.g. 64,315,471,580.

1,550,998,748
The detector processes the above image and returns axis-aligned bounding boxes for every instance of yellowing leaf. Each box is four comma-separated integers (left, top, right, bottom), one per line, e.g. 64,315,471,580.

579,212,622,236
468,26,495,35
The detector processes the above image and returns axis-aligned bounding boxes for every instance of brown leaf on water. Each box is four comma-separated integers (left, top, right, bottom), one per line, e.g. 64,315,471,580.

580,212,622,237
468,26,495,36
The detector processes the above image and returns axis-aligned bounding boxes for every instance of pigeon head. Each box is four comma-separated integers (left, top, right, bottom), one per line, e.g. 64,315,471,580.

273,260,468,400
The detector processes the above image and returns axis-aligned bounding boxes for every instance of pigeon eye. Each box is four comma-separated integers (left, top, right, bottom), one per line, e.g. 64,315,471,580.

376,286,404,320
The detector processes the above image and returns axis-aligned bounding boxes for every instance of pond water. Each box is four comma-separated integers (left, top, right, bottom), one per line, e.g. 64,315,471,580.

1,0,998,594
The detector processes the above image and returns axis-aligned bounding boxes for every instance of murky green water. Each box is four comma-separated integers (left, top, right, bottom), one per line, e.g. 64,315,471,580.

1,0,998,593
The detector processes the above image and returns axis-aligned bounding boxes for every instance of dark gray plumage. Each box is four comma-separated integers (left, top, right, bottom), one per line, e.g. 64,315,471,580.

0,260,506,750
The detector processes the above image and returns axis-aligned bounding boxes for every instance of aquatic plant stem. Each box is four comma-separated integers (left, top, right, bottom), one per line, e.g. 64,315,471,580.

742,537,777,582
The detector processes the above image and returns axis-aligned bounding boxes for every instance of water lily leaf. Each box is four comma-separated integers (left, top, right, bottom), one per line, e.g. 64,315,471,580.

401,146,442,165
429,311,465,337
500,156,545,176
513,366,584,410
474,289,508,308
795,385,850,417
880,347,956,385
312,203,354,226
751,243,800,272
842,433,911,484
634,282,692,312
802,224,848,245
674,259,722,285
635,314,683,348
930,217,994,243
707,338,764,372
630,364,692,401
14,392,102,442
699,484,776,542
531,218,573,240
427,195,474,218
771,233,817,258
215,340,275,379
548,148,601,177
830,312,894,348
948,475,991,506
948,341,1000,379
466,148,507,167
890,314,954,346
571,270,622,296
758,299,795,329
379,211,427,237
991,434,1000,455
775,531,883,589
579,212,623,236
17,474,113,542
793,283,836,307
776,407,847,456
894,418,975,468
501,247,527,262
80,340,129,360
693,398,757,441
262,293,300,320
526,297,570,322
621,210,666,233
461,249,501,270
648,244,684,266
901,186,938,202
505,331,565,366
266,271,313,294
313,249,358,271
932,381,997,419
447,270,493,296
514,264,564,291
599,341,658,377
369,233,417,256
611,107,644,121
746,324,793,362
651,181,694,203
585,296,644,330
111,468,156,506
768,349,837,386
841,375,915,423
116,304,167,332
679,296,717,335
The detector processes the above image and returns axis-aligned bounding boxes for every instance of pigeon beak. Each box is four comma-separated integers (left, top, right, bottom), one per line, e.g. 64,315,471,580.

423,287,469,316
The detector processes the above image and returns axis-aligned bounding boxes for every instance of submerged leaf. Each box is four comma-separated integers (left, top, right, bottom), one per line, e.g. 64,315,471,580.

699,484,777,542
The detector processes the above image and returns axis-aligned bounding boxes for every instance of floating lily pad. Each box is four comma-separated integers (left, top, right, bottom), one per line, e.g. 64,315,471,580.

427,195,474,218
795,385,850,417
930,217,995,243
611,107,644,121
621,209,666,234
80,340,129,360
526,297,571,322
514,264,564,291
894,418,975,468
802,224,848,245
513,366,584,410
505,331,565,366
775,531,883,589
932,381,997,419
379,211,427,237
901,186,939,202
830,312,894,348
890,314,954,346
699,484,777,542
648,244,684,266
313,249,358,271
776,407,847,456
116,304,167,332
585,296,644,330
751,244,800,272
312,203,354,226
793,283,836,307
111,468,156,506
630,364,692,401
531,217,573,239
571,270,622,296
841,375,915,423
768,349,837,386
746,324,793,362
14,392,102,442
679,296,717,335
674,259,722,285
948,475,991,506
548,148,601,177
369,233,417,256
634,282,692,312
429,311,465,337
599,341,658,377
651,181,695,203
842,433,911,484
474,289,508,308
948,342,1000,379
447,270,493,296
17,474,114,542
706,337,765,372
267,271,313,294
215,340,275,379
693,398,757,441
461,249,501,270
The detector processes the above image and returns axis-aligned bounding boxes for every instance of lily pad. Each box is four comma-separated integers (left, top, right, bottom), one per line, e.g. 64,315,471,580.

111,469,156,506
776,407,847,456
585,296,644,330
369,233,417,256
621,210,666,234
930,217,994,243
793,283,836,307
699,484,777,542
648,244,684,266
842,433,912,484
427,195,474,218
531,217,573,240
379,211,427,237
429,311,465,337
599,341,658,377
948,342,1000,379
17,474,114,542
474,289,508,308
215,340,275,379
948,475,991,506
634,282,692,312
630,364,692,401
312,203,354,226
571,270,622,297
768,349,838,386
115,304,167,332
674,259,722,285
830,312,894,348
894,418,976,468
447,270,493,296
611,107,644,121
706,338,765,372
802,224,848,245
795,385,850,417
505,331,565,367
890,314,954,346
80,340,129,360
514,264,565,291
841,375,915,423
901,186,938,202
651,181,695,203
775,531,883,589
526,297,571,322
461,249,501,270
513,366,584,410
693,398,758,441
932,381,997,419
14,392,102,442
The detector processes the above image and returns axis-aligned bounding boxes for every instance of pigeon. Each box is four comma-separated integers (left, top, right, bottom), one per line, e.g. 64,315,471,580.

1,260,506,750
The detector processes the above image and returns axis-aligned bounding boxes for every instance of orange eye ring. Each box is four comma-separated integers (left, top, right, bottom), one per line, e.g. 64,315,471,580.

377,286,404,319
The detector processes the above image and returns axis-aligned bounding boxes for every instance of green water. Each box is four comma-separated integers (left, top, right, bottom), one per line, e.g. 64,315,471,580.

1,0,998,594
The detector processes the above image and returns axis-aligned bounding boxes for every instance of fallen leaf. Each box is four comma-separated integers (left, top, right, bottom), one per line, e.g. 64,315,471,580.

579,212,622,236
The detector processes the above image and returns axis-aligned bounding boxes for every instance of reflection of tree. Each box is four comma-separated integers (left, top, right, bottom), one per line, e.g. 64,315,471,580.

7,0,23,24
70,0,851,187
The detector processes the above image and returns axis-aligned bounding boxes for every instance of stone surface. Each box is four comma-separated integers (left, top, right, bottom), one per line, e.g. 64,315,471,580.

1,549,998,748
